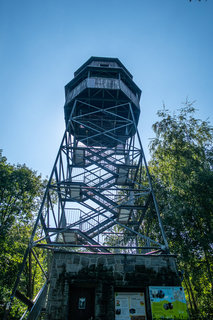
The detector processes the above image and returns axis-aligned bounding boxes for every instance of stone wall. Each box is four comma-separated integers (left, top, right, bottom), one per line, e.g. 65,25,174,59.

46,252,181,320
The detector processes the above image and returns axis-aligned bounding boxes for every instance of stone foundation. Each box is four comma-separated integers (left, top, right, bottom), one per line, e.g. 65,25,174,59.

46,252,180,320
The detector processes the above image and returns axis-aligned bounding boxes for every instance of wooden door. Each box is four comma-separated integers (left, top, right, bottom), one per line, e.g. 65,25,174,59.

69,287,95,320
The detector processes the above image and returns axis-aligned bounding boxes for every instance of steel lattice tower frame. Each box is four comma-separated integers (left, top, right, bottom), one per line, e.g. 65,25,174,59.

8,57,169,319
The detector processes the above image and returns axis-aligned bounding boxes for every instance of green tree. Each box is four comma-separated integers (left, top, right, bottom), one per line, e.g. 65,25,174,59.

149,101,213,319
0,151,47,319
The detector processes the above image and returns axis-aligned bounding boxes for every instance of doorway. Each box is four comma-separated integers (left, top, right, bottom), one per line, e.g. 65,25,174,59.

69,286,95,320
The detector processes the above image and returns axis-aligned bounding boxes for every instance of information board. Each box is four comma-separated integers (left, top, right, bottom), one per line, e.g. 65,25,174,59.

149,286,189,319
115,292,146,320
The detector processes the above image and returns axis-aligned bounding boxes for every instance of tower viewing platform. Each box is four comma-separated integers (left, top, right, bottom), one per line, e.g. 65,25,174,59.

64,57,141,147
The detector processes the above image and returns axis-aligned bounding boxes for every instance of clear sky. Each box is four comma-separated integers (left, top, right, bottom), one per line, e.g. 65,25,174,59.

0,0,212,177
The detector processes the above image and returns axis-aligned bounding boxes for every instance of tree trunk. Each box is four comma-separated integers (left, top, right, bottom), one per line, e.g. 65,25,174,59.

183,276,194,312
185,274,198,313
204,248,213,295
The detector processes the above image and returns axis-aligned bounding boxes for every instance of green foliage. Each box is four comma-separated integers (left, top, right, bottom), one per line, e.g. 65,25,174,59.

0,151,47,319
149,102,213,319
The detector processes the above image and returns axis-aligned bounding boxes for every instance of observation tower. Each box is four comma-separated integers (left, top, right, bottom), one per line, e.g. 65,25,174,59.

8,57,187,320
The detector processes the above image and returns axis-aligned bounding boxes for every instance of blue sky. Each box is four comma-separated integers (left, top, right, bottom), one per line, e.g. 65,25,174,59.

0,0,212,177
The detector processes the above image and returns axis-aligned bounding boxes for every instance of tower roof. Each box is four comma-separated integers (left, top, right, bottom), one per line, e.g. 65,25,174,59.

74,56,133,78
